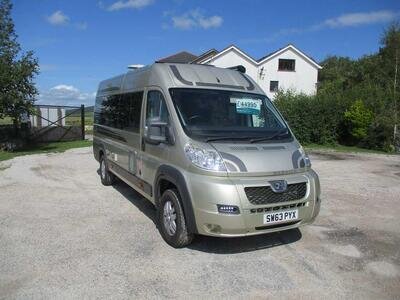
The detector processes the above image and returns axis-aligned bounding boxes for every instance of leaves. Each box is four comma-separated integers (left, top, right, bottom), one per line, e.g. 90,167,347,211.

274,22,400,152
0,0,39,125
344,100,374,141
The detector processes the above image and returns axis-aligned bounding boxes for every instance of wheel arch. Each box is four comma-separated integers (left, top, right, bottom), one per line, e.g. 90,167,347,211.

93,140,104,162
154,165,198,234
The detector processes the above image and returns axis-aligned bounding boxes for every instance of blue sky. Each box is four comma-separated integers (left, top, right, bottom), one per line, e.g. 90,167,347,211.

11,0,400,106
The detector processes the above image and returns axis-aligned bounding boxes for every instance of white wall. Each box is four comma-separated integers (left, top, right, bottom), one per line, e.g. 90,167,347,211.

30,107,66,127
207,49,258,80
258,48,318,99
203,46,319,100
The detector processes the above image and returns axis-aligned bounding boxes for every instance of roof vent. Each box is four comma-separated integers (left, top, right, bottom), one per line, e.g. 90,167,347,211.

128,64,145,70
227,65,246,73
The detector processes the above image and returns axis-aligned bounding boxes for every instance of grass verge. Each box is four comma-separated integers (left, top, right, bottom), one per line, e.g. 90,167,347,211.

304,143,393,155
0,140,92,162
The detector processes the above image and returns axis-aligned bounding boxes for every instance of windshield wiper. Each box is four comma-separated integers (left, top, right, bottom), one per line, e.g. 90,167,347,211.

205,136,253,142
249,129,289,143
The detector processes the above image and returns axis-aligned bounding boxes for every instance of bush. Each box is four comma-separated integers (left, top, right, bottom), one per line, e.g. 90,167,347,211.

273,90,394,152
343,100,374,143
274,90,346,145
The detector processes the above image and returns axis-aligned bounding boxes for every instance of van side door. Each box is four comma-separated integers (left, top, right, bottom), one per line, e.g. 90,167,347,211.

119,91,143,174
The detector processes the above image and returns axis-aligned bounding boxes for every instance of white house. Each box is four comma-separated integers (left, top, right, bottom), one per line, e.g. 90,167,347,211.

191,44,322,99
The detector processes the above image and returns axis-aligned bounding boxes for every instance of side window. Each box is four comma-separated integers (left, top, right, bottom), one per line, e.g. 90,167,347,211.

99,92,143,131
94,96,103,125
123,91,143,132
146,91,169,124
101,94,121,128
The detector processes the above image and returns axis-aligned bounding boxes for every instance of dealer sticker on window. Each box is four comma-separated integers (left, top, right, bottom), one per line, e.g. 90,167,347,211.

234,98,262,115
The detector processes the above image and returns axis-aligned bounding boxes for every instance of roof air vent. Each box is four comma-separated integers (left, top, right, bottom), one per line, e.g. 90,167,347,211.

227,65,246,73
128,64,145,70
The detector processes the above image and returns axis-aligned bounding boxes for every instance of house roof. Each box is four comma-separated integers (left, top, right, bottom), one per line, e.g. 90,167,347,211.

196,44,258,65
257,44,322,68
196,44,322,69
190,48,218,64
156,51,198,63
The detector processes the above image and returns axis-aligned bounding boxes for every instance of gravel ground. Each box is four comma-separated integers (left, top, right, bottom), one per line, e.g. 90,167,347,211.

0,148,399,299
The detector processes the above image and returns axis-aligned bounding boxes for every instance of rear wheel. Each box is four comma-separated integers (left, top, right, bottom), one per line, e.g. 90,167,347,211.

158,189,194,248
99,154,115,186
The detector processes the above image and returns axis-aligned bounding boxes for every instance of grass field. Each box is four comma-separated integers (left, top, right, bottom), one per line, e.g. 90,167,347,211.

1,110,94,127
65,112,94,126
0,140,92,162
0,117,13,125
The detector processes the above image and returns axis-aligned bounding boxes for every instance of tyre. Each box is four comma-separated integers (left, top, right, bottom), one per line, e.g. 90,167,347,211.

157,189,194,248
99,154,115,186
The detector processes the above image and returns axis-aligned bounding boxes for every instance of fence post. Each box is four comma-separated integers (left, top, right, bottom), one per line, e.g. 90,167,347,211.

81,104,85,140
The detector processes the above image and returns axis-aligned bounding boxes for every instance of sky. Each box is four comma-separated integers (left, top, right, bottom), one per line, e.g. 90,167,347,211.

11,0,400,107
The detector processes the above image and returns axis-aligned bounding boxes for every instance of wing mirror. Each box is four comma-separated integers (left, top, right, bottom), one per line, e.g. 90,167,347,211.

144,118,175,145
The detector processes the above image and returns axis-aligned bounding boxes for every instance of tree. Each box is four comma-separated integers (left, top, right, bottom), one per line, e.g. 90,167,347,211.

275,23,400,152
0,0,39,128
380,22,400,146
344,99,374,142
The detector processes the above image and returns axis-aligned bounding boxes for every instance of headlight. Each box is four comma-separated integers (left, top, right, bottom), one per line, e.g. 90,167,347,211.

303,155,312,167
184,143,226,171
299,146,312,167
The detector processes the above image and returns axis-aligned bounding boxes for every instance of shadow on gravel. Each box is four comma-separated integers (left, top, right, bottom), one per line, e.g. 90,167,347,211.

309,152,347,161
111,178,302,254
112,180,158,225
188,228,302,254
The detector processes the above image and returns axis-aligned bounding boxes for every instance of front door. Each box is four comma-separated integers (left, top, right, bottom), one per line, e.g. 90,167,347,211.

139,89,171,196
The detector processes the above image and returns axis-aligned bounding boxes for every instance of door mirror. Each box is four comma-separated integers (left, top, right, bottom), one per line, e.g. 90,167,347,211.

145,118,171,145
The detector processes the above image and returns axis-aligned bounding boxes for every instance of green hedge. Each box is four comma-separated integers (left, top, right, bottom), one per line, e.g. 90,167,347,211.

274,90,396,152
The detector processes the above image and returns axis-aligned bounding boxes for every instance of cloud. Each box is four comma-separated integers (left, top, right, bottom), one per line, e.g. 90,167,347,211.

46,11,88,30
322,10,400,28
241,10,400,44
170,9,223,30
75,22,88,30
38,85,95,106
107,0,154,11
46,10,69,26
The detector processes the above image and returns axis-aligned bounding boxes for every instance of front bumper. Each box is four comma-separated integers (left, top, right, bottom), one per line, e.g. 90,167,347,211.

186,169,321,237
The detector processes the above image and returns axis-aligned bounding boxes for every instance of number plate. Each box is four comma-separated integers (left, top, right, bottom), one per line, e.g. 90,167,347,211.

263,209,298,225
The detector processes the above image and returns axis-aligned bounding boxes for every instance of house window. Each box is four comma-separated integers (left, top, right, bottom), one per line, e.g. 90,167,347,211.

270,81,279,92
278,59,295,71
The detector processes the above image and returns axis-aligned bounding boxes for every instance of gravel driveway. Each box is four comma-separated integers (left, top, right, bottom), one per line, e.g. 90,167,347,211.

0,148,399,299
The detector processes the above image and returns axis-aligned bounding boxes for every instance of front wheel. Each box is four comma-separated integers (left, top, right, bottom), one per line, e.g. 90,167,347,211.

99,155,115,186
157,189,194,248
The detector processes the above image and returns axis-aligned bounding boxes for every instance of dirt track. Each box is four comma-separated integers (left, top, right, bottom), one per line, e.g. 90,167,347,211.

0,148,399,299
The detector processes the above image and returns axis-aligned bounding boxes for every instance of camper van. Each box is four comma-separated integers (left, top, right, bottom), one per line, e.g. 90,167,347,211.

93,63,321,248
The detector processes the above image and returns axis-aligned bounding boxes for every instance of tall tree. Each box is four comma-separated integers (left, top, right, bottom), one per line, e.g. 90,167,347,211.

380,22,400,143
0,0,39,128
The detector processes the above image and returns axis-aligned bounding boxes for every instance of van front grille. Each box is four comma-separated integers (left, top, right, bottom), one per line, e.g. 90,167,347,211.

245,182,307,205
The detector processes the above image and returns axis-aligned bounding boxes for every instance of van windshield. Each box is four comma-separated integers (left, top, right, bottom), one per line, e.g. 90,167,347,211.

169,88,291,142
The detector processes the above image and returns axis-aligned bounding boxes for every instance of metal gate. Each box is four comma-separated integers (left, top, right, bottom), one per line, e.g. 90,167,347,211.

29,104,85,142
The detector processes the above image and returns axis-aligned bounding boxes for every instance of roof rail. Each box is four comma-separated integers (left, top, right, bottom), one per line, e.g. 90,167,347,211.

227,65,246,73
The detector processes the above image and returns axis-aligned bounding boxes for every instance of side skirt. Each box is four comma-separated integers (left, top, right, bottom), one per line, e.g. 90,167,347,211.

108,160,153,200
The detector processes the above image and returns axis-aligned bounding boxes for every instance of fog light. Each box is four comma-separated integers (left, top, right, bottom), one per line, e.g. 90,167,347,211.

217,204,240,214
205,224,221,233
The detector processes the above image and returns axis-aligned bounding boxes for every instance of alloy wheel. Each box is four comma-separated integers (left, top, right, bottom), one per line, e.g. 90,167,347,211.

163,200,177,236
